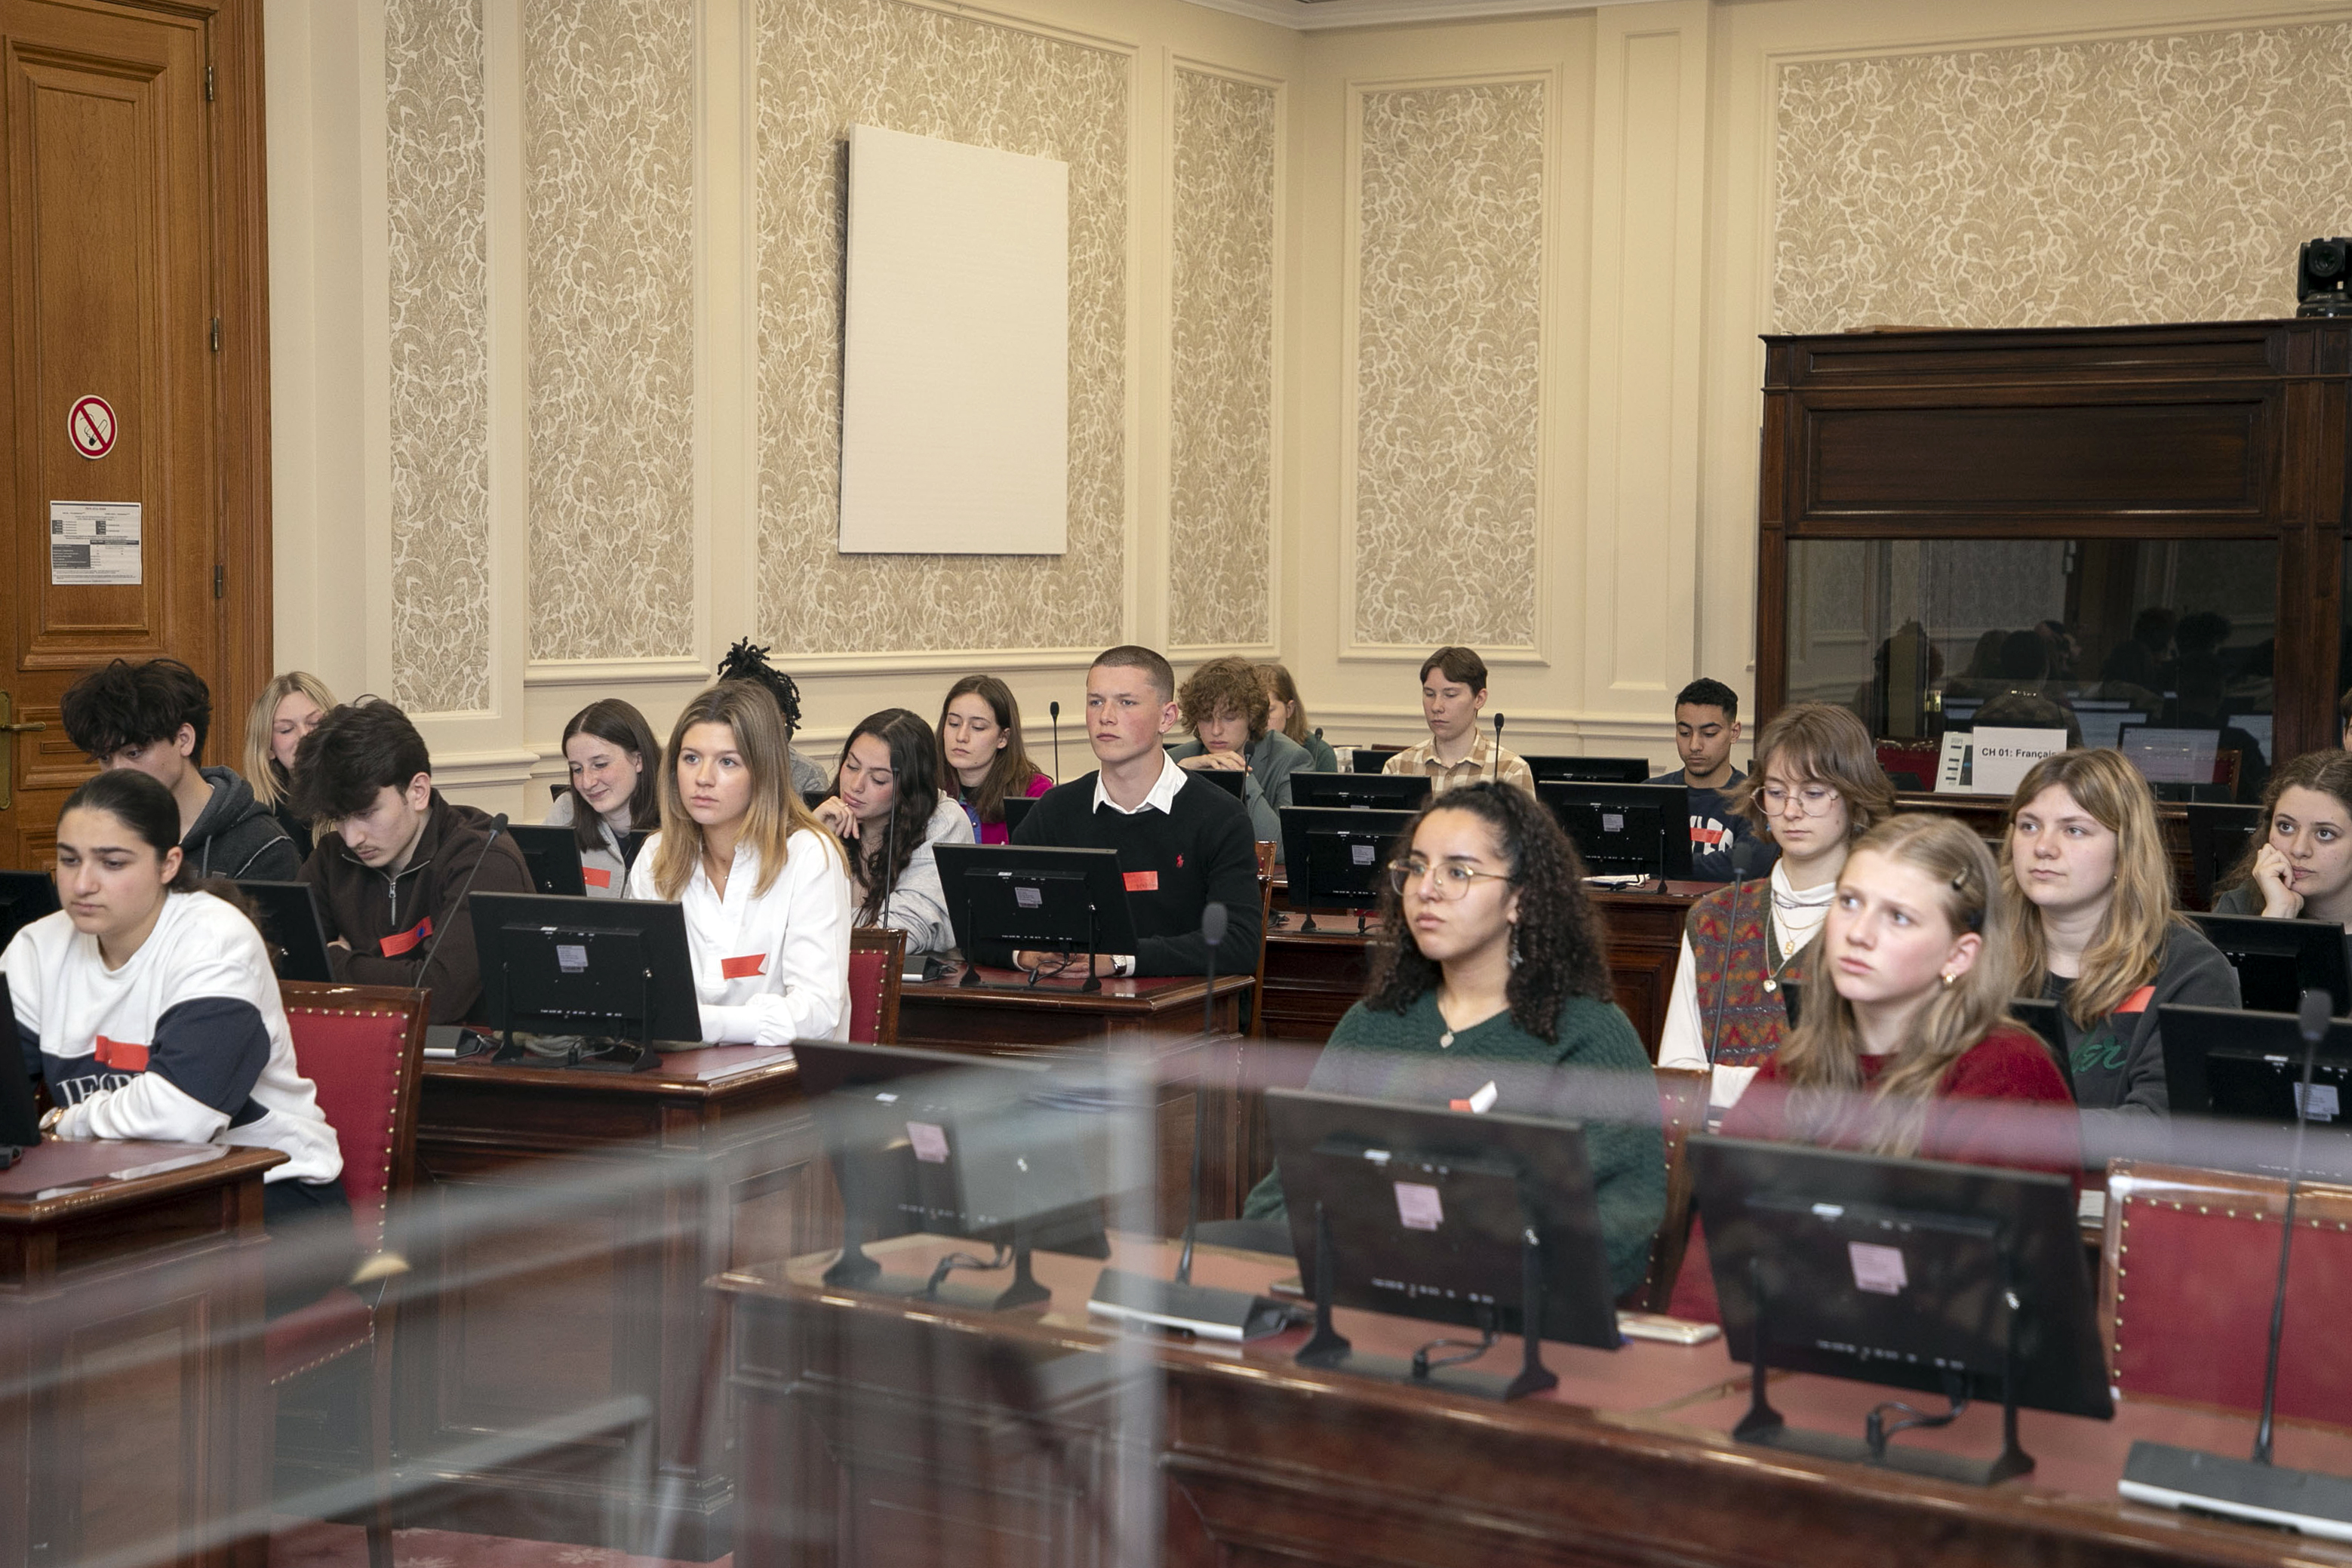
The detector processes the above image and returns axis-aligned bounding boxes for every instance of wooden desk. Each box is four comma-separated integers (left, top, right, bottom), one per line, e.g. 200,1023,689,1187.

0,1141,283,1568
897,967,1250,1047
398,1045,821,1560
721,1233,2352,1568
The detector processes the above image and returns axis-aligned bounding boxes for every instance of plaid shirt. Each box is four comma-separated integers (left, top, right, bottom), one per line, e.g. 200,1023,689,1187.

1382,733,1536,795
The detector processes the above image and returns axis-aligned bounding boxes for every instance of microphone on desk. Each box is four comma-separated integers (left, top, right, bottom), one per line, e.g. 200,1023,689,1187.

416,813,508,1058
1087,904,1290,1342
2118,988,2352,1533
1491,712,1506,781
1050,700,1062,783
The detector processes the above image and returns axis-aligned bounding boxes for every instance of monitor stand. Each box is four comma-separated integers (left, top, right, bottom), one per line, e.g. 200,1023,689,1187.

1293,1202,1557,1403
1732,1253,2033,1486
819,1164,1053,1312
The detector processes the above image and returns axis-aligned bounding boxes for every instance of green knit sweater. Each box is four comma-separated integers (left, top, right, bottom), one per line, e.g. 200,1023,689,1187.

1242,990,1666,1298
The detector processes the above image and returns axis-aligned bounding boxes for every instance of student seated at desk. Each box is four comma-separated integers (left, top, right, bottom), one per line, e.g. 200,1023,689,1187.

992,645,1260,979
812,708,972,954
1668,813,2077,1323
1656,703,1894,1109
1647,677,1769,881
2001,749,2237,1130
1237,782,1664,1298
1167,655,1310,850
627,681,850,1044
936,674,1052,844
292,698,534,1023
1381,646,1533,795
1256,662,1338,774
2210,749,2352,958
717,636,832,806
545,698,661,898
241,670,336,862
5,770,350,1316
60,658,300,881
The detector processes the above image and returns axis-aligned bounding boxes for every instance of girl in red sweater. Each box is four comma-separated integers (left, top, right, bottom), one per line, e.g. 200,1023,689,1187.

1671,814,2076,1321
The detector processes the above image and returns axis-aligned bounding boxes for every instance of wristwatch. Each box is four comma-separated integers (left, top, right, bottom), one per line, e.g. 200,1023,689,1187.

38,1106,65,1136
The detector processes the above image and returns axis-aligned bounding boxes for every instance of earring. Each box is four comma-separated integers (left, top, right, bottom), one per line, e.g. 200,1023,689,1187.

1508,925,1523,970
1940,971,1957,988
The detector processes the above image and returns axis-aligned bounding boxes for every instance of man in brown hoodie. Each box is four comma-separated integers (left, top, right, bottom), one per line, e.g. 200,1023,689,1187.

293,698,532,1023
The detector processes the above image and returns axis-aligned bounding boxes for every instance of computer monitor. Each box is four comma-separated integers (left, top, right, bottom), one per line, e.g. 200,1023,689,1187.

1938,696,1984,731
1001,795,1038,836
794,1040,1111,1310
2186,912,2352,1014
2159,1004,2352,1179
2184,802,2262,909
1290,771,1432,811
0,870,60,955
1693,1136,2111,1485
1186,766,1245,801
234,880,337,985
505,823,589,898
933,844,1140,989
2005,997,2075,1102
0,977,36,1147
1266,1087,1622,1401
1350,747,1404,774
1277,806,1415,933
1526,755,1650,785
1536,781,1693,881
2069,700,2148,751
2117,724,2224,786
466,892,703,1070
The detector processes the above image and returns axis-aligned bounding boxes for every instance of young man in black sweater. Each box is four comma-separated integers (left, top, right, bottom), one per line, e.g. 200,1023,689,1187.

992,645,1262,978
1647,677,1772,881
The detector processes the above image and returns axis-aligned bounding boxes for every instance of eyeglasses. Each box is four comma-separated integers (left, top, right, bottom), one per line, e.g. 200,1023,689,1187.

1758,783,1840,816
1387,857,1512,899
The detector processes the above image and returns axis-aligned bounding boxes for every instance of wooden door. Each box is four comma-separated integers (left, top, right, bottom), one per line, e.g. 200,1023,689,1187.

0,0,269,870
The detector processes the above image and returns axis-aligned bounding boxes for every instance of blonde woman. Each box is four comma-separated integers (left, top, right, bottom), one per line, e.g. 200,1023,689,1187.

625,681,851,1045
1656,703,1897,1108
241,671,337,861
2003,749,2237,1118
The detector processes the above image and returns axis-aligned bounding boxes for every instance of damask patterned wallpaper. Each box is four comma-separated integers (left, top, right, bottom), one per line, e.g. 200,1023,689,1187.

1774,20,2352,332
755,0,1130,656
1351,79,1545,650
1167,66,1277,650
384,0,492,713
525,0,697,663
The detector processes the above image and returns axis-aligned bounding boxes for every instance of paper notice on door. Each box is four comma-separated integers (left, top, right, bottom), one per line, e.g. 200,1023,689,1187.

50,501,142,586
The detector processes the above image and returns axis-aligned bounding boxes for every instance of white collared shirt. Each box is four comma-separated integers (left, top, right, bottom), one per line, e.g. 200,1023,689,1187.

626,828,852,1046
1092,749,1188,816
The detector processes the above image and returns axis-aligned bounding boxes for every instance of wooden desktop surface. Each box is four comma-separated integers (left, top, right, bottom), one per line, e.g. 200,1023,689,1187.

1,1140,282,1568
898,964,1252,1047
720,1231,2352,1568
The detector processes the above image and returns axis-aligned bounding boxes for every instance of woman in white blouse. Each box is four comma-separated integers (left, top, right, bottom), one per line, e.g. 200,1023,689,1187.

626,680,851,1044
810,708,973,955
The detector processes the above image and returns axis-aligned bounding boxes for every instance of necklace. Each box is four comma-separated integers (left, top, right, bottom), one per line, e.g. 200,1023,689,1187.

1439,1029,1454,1049
1758,887,1801,993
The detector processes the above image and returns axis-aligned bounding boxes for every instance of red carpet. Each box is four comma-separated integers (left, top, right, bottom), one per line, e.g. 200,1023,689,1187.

269,1518,729,1568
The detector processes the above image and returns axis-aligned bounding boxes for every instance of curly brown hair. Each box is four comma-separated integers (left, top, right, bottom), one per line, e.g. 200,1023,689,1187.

1362,782,1613,1040
1178,656,1271,741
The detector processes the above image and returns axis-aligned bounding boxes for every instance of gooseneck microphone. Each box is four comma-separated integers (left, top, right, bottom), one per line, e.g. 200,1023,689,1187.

1704,872,1744,1070
1049,699,1062,782
413,811,508,1007
2256,987,2333,1463
1490,712,1505,780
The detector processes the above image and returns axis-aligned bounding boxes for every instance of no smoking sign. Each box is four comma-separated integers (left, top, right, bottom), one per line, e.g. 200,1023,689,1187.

68,394,115,460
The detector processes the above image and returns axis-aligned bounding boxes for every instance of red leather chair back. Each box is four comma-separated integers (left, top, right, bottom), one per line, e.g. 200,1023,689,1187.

278,982,429,1255
848,927,905,1044
2104,1160,2352,1423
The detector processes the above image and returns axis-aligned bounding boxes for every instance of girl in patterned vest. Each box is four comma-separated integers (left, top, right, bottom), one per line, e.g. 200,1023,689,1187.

1657,703,1895,1109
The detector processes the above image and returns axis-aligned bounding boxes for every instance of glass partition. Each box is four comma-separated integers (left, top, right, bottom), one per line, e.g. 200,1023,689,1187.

1785,538,2279,801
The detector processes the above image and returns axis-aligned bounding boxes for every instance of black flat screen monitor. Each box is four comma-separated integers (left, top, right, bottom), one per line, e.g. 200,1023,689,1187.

1187,765,1245,801
1277,806,1414,924
467,891,703,1045
2117,724,2225,788
2005,998,2074,1102
2184,802,2261,909
1350,747,1404,774
234,879,337,984
1693,1136,2111,1432
1002,795,1038,836
506,823,589,898
933,844,1139,970
2160,1003,2352,1178
1290,771,1431,811
1536,781,1693,881
1526,755,1651,784
0,870,60,955
1265,1087,1621,1351
2186,912,2352,1014
0,976,37,1146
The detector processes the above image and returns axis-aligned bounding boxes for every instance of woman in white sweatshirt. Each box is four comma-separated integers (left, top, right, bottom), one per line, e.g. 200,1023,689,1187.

811,708,973,955
5,768,347,1313
626,680,852,1044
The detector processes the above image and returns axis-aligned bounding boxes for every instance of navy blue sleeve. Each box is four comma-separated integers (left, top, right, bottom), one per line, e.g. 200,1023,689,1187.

148,996,272,1116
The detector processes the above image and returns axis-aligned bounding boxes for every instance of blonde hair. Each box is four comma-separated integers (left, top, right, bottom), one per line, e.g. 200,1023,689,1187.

1771,813,2017,1158
241,671,338,810
650,681,838,901
1731,702,1897,844
2002,749,2177,1028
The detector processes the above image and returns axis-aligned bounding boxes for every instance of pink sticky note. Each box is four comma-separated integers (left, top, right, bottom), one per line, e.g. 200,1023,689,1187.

906,1121,950,1164
1848,1240,1908,1296
1394,1181,1443,1231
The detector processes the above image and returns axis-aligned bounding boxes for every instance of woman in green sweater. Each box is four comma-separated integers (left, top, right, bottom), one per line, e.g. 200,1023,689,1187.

1242,780,1666,1298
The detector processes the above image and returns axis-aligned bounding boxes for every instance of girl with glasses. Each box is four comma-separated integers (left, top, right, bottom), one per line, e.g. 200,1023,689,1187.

1238,781,1665,1299
1657,703,1895,1108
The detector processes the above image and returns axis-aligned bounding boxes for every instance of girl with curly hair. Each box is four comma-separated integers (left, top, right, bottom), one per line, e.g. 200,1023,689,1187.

716,637,832,805
1239,782,1665,1298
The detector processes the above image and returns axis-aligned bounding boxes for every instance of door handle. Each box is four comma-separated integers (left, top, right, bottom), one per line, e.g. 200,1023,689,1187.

0,721,45,733
0,695,35,811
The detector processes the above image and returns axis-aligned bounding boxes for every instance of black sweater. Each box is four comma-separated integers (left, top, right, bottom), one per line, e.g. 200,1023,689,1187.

991,770,1262,976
